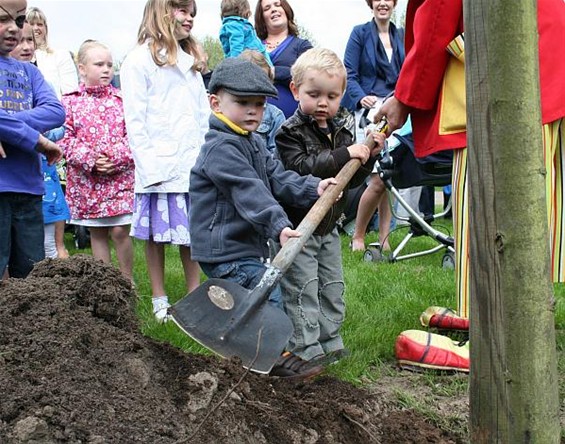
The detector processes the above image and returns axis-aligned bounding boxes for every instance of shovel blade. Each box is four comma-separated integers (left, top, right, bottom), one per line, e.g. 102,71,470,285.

170,278,292,374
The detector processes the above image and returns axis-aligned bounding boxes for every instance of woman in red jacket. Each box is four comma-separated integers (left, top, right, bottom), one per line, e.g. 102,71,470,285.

377,0,565,319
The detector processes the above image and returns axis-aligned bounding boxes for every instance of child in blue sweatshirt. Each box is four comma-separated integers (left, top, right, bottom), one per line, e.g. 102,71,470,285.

0,0,65,278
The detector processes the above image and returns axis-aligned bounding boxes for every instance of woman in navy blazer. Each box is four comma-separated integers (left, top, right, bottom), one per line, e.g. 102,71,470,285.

343,0,405,252
342,2,404,113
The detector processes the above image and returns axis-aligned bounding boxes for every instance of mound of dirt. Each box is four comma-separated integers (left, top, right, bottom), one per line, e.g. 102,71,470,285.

0,256,463,443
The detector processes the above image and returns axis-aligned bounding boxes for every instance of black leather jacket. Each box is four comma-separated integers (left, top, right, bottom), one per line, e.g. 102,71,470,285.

276,107,377,235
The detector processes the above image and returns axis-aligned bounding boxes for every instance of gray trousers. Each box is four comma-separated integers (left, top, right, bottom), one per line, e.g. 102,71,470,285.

280,228,345,360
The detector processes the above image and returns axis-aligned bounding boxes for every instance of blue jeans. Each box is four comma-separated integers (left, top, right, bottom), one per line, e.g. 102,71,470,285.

0,193,45,278
199,257,283,309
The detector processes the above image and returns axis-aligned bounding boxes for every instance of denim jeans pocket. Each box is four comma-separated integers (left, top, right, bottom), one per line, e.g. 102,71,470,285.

202,261,250,288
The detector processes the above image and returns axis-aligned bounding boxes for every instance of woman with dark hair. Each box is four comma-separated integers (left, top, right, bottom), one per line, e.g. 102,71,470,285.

342,0,404,119
254,0,312,118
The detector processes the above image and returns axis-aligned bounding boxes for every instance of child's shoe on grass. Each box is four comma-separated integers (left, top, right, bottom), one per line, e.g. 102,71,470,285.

152,296,171,323
269,351,324,380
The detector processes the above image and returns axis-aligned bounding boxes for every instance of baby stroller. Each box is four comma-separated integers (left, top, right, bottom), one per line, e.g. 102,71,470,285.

363,128,455,268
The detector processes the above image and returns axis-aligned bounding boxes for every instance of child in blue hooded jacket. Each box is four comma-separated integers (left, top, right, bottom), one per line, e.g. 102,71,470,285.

219,0,272,67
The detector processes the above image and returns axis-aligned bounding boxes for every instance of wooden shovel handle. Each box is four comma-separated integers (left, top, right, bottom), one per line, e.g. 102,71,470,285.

271,120,386,273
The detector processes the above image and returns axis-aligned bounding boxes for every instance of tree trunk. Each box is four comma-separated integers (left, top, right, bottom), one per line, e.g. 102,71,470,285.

464,0,560,442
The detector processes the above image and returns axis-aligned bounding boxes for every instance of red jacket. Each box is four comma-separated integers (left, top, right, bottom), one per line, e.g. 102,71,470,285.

538,0,565,125
395,0,565,158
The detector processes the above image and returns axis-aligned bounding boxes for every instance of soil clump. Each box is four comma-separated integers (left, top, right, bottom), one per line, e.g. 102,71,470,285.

0,256,464,443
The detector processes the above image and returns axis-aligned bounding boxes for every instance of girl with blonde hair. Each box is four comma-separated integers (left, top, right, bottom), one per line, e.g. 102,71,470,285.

120,0,210,322
59,40,135,281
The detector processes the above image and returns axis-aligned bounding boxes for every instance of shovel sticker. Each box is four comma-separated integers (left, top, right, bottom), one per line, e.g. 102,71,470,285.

208,285,235,310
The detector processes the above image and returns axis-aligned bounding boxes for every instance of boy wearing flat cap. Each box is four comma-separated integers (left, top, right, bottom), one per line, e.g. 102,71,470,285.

189,58,335,379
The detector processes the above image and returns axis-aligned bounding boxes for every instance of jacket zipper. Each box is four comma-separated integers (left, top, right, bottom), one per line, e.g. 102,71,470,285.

208,212,217,230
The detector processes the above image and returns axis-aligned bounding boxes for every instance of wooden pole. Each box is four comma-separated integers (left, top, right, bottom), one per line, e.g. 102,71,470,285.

464,0,560,441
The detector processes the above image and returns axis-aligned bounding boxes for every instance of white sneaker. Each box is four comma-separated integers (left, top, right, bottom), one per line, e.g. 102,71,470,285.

152,296,171,323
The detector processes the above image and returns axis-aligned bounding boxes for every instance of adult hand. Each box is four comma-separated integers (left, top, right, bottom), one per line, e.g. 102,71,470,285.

360,95,379,109
374,96,410,136
36,134,63,165
0,141,5,159
279,226,301,246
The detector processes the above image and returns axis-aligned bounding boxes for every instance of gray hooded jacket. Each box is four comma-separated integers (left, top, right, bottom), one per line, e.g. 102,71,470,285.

189,114,321,263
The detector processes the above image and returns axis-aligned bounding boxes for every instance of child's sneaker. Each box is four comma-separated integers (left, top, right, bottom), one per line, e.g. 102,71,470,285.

308,348,350,367
269,351,324,380
152,296,171,323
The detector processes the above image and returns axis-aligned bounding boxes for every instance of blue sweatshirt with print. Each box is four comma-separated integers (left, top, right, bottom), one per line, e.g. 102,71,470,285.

0,56,65,195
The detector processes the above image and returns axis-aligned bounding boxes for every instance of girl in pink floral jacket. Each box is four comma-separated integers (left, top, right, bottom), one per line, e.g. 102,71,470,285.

60,41,135,281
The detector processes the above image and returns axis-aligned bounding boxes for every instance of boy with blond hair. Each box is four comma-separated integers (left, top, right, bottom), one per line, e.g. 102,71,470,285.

190,57,340,379
276,47,385,366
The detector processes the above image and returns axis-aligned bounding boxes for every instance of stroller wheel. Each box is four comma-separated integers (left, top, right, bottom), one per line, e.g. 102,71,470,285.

364,247,386,263
442,251,455,270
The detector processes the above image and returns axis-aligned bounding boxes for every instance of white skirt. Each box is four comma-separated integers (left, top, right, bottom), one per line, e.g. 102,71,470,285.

71,214,132,227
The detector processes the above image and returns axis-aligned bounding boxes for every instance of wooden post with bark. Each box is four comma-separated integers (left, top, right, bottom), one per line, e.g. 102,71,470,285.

464,0,560,442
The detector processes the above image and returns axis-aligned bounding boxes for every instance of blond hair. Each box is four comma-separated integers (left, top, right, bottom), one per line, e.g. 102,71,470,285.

77,40,111,65
239,49,273,81
25,7,51,53
137,0,203,69
291,48,347,91
221,0,251,19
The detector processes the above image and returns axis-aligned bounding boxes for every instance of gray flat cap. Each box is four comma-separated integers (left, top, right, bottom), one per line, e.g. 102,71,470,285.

209,57,278,98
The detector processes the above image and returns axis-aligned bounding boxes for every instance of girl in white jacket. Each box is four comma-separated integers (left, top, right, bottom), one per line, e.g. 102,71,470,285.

120,0,210,322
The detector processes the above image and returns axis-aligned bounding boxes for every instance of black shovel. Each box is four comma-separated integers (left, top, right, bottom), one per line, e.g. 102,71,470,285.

170,129,383,374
